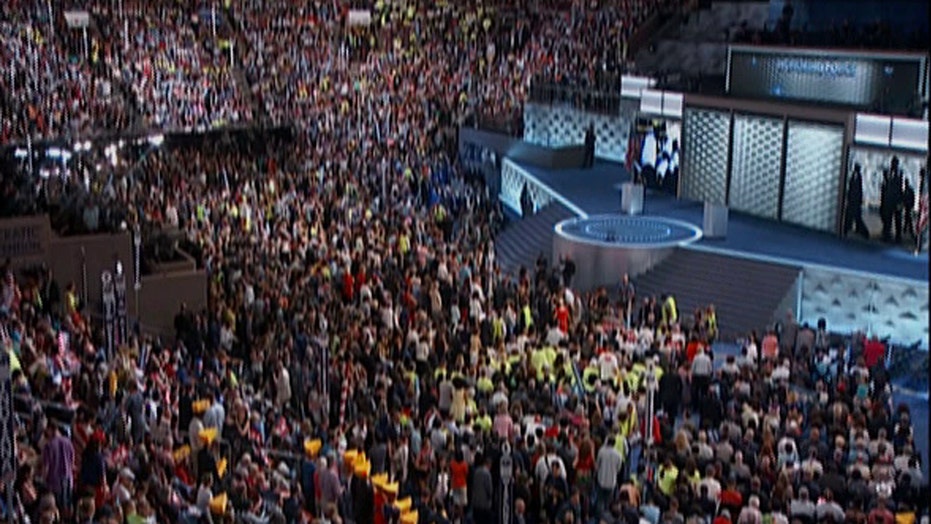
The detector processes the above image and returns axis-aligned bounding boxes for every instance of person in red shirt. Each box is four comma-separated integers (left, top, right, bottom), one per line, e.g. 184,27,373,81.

713,509,733,524
449,450,470,520
863,336,886,369
341,270,354,304
719,478,743,515
555,298,570,334
868,498,895,524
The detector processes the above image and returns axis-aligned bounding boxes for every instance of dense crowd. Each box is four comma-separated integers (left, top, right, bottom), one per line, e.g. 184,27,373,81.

2,142,927,523
118,0,253,131
1,0,667,144
0,1,928,524
0,0,130,143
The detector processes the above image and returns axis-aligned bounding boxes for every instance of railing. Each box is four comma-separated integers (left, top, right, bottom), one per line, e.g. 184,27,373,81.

528,79,624,115
473,112,524,137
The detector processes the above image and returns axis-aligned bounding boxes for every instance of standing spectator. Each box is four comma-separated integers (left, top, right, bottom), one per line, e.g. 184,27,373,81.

595,436,624,516
41,424,75,518
690,347,713,412
470,453,495,523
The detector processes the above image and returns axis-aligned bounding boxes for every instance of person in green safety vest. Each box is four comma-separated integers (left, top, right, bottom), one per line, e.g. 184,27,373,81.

657,456,679,497
661,294,678,327
520,301,534,334
583,363,600,393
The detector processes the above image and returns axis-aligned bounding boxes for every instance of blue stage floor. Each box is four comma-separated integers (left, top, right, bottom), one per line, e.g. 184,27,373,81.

516,160,930,282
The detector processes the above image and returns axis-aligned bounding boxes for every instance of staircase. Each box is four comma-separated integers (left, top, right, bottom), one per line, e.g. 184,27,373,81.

633,248,801,340
495,204,576,275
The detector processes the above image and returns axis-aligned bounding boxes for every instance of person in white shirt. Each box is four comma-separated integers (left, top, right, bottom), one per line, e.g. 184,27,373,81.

737,495,763,524
598,350,619,382
112,468,136,509
535,447,567,483
546,324,566,347
640,129,657,170
595,437,625,515
742,339,758,368
801,449,823,477
770,359,791,383
698,465,721,501
695,432,714,462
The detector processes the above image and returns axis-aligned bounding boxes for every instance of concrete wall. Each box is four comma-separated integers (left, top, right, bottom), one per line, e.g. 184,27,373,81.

138,270,208,336
47,232,136,318
2,216,207,338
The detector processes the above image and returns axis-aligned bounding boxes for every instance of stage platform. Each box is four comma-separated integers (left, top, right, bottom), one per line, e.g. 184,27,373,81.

513,159,930,282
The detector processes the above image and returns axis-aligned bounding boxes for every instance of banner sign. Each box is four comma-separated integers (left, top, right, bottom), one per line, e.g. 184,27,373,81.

0,216,51,260
347,9,372,26
64,10,90,28
727,45,926,114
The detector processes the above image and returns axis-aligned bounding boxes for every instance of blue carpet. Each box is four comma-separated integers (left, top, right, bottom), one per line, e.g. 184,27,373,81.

516,160,929,282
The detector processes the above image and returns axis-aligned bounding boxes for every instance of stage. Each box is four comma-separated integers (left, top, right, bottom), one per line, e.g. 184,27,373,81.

513,159,929,282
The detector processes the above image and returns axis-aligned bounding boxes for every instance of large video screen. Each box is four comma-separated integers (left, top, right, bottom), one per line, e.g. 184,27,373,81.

727,46,926,115
627,116,681,195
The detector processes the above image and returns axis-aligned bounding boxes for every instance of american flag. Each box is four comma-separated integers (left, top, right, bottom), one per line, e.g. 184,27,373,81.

918,193,929,235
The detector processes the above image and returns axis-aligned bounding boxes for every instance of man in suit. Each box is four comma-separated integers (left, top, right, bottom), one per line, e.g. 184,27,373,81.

470,454,495,522
881,157,904,242
584,123,596,168
844,163,869,239
903,177,915,239
891,157,905,243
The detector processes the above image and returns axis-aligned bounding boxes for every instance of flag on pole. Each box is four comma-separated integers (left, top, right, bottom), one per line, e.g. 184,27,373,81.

917,193,928,234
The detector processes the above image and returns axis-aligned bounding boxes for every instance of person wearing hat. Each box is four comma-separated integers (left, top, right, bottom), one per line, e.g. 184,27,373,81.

111,468,135,509
373,476,399,524
351,458,374,524
197,428,220,483
301,439,321,514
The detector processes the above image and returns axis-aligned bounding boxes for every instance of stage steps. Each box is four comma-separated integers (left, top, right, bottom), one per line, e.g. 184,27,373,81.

633,248,801,340
495,203,576,275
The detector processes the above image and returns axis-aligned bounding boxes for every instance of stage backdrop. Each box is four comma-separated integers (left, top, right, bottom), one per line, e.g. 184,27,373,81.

680,108,730,205
782,121,845,232
522,102,632,163
729,114,783,220
680,104,848,234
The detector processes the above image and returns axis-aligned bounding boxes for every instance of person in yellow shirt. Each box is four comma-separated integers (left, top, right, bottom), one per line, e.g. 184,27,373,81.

661,294,678,327
657,457,679,497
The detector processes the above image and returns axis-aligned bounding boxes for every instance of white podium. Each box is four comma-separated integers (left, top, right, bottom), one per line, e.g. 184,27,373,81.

703,202,728,238
621,183,644,215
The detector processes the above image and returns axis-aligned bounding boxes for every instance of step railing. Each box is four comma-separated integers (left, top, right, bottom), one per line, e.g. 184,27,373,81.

499,158,587,219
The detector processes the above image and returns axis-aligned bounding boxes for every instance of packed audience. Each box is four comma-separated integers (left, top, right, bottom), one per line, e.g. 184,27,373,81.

0,0,131,143
2,142,927,523
0,1,928,524
2,0,665,143
118,0,252,131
